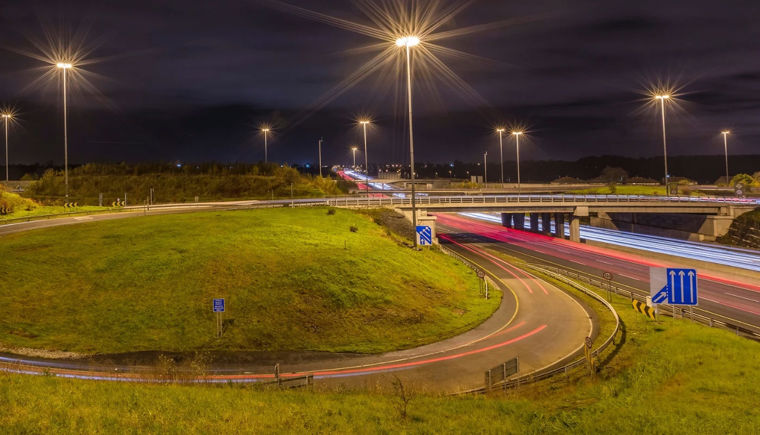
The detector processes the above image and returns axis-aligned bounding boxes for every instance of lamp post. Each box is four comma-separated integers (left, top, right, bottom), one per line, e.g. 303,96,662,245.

721,130,731,184
496,128,505,188
396,35,421,247
512,131,523,195
351,146,358,168
57,62,73,198
318,137,323,177
2,113,11,183
655,95,671,185
483,152,488,188
359,120,370,198
261,128,270,163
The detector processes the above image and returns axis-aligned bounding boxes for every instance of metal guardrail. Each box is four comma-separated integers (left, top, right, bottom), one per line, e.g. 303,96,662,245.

325,194,758,209
537,264,760,341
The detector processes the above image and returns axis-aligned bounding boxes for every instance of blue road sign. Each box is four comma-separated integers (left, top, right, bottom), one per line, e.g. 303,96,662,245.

650,268,698,306
416,225,433,246
213,298,225,312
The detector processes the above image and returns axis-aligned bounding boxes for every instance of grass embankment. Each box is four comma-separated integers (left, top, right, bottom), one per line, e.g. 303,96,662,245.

0,208,498,355
0,184,107,222
1,281,758,432
25,163,353,205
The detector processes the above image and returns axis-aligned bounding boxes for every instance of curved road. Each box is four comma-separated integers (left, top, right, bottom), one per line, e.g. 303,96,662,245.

0,203,595,392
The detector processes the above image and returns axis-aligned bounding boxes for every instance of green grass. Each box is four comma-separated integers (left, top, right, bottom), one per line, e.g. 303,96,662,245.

0,208,498,355
0,204,107,221
1,285,758,433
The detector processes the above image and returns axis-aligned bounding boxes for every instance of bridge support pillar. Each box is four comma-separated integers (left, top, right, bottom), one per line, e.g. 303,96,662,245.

501,213,513,228
554,214,566,238
541,213,552,234
513,213,525,230
529,214,539,232
570,216,581,242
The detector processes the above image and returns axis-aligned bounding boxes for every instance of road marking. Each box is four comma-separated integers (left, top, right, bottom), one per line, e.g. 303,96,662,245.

726,293,760,303
74,216,93,221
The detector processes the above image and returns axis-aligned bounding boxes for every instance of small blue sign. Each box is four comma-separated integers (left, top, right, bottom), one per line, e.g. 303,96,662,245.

416,225,433,246
652,268,698,306
213,298,225,312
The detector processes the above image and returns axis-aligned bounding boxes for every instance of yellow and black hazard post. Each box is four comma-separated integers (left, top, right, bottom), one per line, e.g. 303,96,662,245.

632,300,656,320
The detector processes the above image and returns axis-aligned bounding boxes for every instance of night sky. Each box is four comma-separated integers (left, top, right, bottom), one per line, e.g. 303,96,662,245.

1,0,759,167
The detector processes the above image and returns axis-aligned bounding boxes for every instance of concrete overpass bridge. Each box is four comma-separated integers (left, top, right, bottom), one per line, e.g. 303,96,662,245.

324,194,758,242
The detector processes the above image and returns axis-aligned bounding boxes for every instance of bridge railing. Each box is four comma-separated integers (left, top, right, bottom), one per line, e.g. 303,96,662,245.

325,193,753,208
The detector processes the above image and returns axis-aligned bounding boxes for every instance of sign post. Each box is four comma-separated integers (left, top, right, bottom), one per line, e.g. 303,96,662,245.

213,298,225,338
650,267,698,318
416,225,432,246
602,271,613,301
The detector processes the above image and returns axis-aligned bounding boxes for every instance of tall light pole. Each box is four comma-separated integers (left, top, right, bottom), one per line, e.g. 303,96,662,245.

483,152,488,188
57,62,73,198
351,146,358,168
496,128,505,188
2,113,11,183
721,130,731,184
261,128,270,163
396,35,421,248
359,120,371,198
655,95,671,185
512,131,523,194
318,137,323,177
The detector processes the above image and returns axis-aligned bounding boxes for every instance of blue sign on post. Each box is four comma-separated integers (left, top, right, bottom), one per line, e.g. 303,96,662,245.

213,298,225,312
416,225,433,246
650,268,698,306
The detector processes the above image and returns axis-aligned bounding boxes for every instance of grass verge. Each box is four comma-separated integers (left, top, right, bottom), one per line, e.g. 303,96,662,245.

1,283,758,432
0,207,498,355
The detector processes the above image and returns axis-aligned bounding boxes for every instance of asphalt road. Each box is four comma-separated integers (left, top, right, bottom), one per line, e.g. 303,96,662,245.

0,203,596,392
436,213,760,335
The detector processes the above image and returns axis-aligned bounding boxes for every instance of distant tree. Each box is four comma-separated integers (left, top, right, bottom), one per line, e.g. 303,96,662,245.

598,166,628,183
731,173,758,187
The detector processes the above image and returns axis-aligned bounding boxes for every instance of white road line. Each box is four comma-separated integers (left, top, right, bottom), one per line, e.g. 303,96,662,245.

726,293,760,303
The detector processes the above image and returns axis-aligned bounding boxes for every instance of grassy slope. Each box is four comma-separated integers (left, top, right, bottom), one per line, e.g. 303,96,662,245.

1,286,758,433
0,208,498,354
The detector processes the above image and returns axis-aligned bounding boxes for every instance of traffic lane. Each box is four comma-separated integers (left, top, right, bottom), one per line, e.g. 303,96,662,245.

311,239,592,392
437,216,760,328
436,214,760,330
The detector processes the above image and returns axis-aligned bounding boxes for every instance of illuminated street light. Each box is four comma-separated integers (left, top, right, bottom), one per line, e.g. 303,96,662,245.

351,146,358,168
2,113,11,182
359,120,371,199
261,128,270,163
655,94,671,185
512,131,523,194
496,128,505,188
397,35,421,247
721,130,731,184
57,61,73,198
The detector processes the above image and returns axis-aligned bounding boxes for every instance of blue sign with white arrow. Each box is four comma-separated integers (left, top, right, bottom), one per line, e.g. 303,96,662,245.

416,225,433,246
650,268,698,306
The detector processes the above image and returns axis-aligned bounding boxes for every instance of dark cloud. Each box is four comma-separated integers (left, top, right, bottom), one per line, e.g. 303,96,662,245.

0,0,759,166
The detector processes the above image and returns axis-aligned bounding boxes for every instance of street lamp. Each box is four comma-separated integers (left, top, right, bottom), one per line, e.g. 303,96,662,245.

396,35,421,247
2,113,11,183
57,62,73,198
496,128,505,188
654,95,671,185
721,130,731,184
318,137,324,177
359,119,371,199
261,128,270,163
512,131,523,194
483,151,488,188
351,146,358,168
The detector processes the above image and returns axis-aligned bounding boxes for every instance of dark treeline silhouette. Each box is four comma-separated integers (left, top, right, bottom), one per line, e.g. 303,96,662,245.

7,154,760,185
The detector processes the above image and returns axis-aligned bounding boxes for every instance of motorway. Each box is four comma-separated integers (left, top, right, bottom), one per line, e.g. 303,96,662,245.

0,201,597,392
436,213,760,335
